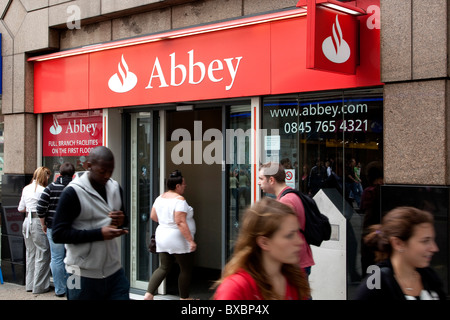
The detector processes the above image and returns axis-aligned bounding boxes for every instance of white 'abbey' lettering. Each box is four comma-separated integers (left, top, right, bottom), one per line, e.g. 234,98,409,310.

145,49,242,91
65,120,97,137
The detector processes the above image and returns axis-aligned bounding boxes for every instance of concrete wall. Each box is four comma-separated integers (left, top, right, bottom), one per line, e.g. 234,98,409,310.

380,0,450,185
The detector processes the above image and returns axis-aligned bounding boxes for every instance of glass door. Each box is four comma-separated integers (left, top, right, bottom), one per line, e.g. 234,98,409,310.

165,106,223,299
129,111,160,290
226,104,252,258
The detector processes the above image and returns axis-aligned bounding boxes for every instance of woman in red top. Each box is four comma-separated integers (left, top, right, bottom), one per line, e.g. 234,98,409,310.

213,197,310,300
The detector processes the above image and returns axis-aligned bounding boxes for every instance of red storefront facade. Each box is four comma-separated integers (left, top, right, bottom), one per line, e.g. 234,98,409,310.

26,1,385,299
31,5,380,112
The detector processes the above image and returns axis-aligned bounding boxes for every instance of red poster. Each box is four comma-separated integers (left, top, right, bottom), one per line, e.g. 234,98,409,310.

42,110,103,157
2,207,24,236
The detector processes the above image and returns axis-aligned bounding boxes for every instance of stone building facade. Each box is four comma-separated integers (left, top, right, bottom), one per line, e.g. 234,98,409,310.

1,0,449,299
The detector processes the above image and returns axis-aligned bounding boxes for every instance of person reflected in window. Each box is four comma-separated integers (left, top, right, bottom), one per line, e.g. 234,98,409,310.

360,161,384,273
345,158,361,208
308,158,327,196
300,164,309,194
238,168,250,208
230,169,239,223
281,158,292,169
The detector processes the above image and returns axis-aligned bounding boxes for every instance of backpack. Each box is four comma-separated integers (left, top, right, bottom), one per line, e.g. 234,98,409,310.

280,188,331,247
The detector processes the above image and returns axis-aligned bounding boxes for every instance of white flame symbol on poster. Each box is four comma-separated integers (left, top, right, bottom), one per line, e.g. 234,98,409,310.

50,116,62,135
322,15,351,64
108,55,138,93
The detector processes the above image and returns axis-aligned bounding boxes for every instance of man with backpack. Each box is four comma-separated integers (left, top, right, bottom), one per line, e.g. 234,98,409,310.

258,162,315,277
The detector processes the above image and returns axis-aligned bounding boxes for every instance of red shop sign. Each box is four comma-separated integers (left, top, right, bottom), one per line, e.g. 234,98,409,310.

42,111,103,157
306,5,358,74
87,24,270,109
31,2,381,113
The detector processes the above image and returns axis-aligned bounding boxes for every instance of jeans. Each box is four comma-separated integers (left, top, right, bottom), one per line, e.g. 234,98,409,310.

346,182,361,207
67,268,130,300
47,228,67,295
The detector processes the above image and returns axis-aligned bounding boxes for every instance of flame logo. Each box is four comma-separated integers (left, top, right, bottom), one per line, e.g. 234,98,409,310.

50,116,62,135
322,15,351,64
108,55,138,93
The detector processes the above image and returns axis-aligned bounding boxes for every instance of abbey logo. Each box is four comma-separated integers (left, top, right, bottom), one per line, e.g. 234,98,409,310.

322,15,351,64
50,116,63,135
108,55,138,93
308,6,358,74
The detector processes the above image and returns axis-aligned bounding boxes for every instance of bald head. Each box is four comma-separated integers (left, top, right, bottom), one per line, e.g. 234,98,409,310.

88,146,114,164
87,146,115,187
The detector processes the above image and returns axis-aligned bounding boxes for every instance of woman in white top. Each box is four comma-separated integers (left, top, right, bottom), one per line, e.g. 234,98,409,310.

144,170,197,300
18,166,51,294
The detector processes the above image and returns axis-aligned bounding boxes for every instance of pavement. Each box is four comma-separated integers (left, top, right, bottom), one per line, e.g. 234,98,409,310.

0,281,181,300
0,282,65,300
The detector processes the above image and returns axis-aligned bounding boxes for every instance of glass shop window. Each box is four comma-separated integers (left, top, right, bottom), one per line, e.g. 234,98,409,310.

262,87,383,298
42,110,103,181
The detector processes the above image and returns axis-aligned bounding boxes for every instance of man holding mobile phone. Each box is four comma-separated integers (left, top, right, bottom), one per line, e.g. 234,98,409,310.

52,146,130,300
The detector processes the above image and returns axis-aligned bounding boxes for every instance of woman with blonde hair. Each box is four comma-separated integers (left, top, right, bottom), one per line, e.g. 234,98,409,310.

356,206,446,300
213,197,310,300
18,166,52,294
